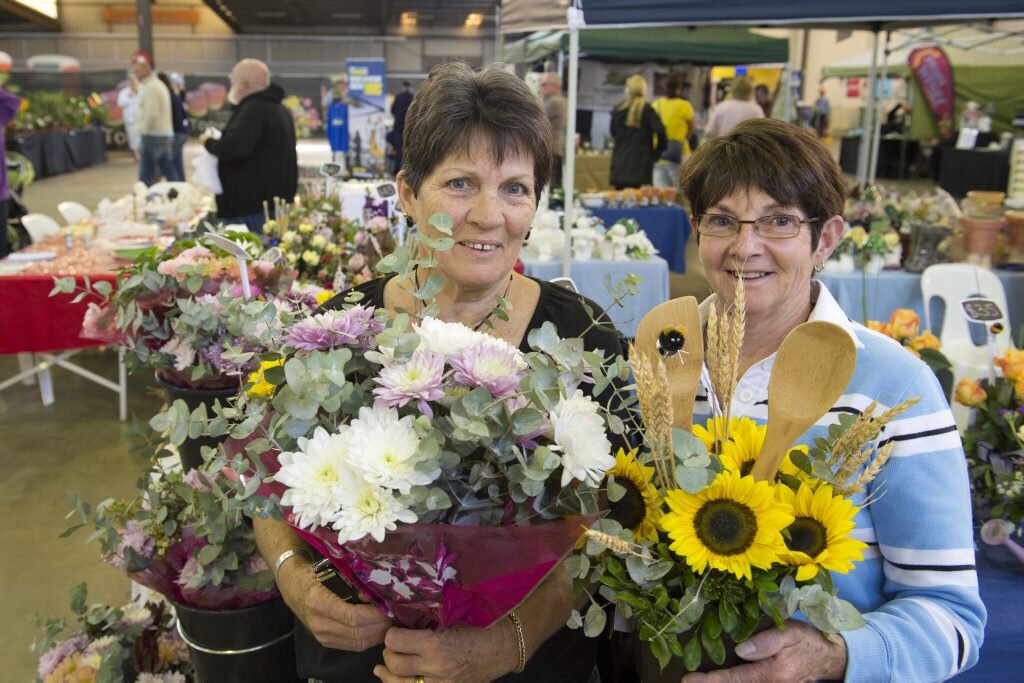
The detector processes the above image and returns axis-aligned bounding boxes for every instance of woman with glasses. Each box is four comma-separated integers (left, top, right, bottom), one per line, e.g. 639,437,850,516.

677,119,985,681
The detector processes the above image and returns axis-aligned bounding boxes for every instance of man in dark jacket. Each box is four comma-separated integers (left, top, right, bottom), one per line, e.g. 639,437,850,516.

390,80,414,175
202,58,297,233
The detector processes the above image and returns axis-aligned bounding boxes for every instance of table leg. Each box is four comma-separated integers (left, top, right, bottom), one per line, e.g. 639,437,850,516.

17,353,37,386
118,349,127,422
37,361,55,407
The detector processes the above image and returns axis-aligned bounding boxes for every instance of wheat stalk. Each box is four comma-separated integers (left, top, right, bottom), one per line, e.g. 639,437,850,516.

831,396,921,488
629,343,674,490
584,528,646,557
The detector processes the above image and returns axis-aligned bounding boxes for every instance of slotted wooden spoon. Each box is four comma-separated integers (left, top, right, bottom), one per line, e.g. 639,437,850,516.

749,321,857,482
635,296,704,431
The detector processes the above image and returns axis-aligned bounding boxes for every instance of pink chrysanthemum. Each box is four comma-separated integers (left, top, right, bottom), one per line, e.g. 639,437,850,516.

284,305,382,351
450,342,523,398
372,349,446,417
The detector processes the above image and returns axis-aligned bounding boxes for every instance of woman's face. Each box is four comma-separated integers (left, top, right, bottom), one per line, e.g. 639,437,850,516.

698,188,842,322
398,136,536,295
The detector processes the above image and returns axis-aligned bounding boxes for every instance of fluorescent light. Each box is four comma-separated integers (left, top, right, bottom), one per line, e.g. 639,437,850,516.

10,0,58,19
400,11,417,27
465,12,483,28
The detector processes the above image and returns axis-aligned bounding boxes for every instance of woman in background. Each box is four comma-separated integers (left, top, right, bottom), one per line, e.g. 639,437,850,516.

609,74,665,190
704,76,763,139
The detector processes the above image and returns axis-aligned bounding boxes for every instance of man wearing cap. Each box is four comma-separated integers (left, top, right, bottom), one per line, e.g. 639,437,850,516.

201,58,297,234
131,50,177,184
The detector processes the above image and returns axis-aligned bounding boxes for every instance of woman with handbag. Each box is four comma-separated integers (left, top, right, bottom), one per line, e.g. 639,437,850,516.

652,74,694,188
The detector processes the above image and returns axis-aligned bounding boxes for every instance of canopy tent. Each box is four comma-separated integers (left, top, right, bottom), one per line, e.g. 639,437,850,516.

502,26,789,66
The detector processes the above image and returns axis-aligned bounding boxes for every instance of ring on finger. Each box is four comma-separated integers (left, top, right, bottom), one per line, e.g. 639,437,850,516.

415,677,426,683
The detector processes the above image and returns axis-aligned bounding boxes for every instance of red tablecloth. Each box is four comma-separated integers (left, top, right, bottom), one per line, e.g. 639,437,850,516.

0,272,117,354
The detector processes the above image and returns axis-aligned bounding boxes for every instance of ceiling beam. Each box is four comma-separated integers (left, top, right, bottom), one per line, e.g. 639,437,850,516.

201,0,240,32
0,0,59,30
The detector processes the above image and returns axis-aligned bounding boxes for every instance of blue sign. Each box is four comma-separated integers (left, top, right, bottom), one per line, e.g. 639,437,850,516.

346,58,388,178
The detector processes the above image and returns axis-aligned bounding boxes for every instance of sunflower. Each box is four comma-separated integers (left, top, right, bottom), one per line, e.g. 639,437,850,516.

661,470,794,581
605,448,662,542
695,417,809,480
777,483,867,581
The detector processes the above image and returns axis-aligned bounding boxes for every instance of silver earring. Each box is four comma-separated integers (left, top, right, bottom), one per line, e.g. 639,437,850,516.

814,261,825,273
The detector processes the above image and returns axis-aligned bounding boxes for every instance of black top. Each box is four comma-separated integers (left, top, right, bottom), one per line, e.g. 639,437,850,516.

609,102,666,189
169,91,188,135
204,83,298,219
391,90,414,143
299,275,627,682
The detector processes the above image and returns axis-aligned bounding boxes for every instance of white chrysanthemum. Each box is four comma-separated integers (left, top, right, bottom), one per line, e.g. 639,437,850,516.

345,406,438,493
549,390,614,487
159,337,196,371
276,426,352,530
331,479,417,543
414,317,526,369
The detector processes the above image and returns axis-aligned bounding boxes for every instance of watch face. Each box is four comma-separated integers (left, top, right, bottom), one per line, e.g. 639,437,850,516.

376,182,397,198
320,162,342,177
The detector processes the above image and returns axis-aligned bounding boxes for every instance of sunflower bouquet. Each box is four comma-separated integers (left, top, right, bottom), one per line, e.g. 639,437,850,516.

572,280,917,674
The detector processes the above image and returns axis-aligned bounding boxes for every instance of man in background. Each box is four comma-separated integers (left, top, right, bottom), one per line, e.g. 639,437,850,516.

0,78,21,257
202,58,297,234
132,50,176,185
540,73,566,187
390,80,414,175
167,72,189,180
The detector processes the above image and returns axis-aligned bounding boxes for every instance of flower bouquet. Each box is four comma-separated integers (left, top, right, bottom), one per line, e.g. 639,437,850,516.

55,230,302,390
956,350,1024,526
572,281,916,674
867,308,952,385
33,583,193,683
190,213,631,629
604,218,659,261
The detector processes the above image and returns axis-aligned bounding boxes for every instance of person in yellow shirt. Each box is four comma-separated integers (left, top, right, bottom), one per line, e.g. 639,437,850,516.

652,74,694,188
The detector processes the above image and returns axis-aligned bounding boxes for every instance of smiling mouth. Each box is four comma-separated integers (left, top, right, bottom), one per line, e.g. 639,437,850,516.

727,270,769,280
461,241,500,253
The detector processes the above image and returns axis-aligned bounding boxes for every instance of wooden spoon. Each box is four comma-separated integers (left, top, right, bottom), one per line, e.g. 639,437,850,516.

749,321,857,482
634,296,704,431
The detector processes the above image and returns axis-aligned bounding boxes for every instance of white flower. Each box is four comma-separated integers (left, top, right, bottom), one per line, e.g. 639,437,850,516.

414,317,526,368
281,230,297,243
331,479,417,543
311,234,327,248
345,405,438,493
276,427,353,530
159,337,196,371
549,390,613,487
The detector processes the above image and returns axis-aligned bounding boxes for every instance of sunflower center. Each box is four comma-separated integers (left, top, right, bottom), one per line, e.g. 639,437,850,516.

694,499,757,555
786,516,828,557
739,460,754,477
609,478,647,532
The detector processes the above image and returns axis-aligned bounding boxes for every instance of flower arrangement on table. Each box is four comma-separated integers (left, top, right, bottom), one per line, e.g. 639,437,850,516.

572,280,916,673
867,308,952,380
33,583,193,683
57,230,308,390
263,189,396,290
604,217,659,261
172,212,632,629
955,349,1024,526
66,444,279,611
283,94,322,138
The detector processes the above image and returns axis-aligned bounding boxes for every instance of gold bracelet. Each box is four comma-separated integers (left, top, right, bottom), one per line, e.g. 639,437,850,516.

507,609,526,674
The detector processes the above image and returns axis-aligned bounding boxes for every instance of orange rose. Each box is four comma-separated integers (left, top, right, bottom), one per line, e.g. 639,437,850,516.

908,332,941,352
954,378,986,407
888,309,920,340
996,349,1024,382
866,320,892,337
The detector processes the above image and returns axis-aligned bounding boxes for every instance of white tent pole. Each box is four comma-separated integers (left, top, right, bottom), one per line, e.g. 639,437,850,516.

783,63,792,123
868,30,891,183
562,5,582,278
856,30,880,185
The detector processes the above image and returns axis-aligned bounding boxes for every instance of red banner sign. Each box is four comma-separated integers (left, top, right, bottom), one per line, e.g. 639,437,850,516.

908,46,955,136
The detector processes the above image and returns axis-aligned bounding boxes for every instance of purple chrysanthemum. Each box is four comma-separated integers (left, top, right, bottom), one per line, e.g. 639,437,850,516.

38,635,88,679
285,305,382,351
372,349,446,417
449,342,523,398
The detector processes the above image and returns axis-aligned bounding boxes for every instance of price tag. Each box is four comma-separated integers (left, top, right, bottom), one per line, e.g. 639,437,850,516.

961,297,1004,323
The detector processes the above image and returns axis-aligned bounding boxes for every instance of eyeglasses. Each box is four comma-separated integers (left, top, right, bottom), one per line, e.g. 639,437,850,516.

695,213,818,240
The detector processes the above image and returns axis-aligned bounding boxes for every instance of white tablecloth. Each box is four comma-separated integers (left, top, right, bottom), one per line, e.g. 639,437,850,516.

520,255,670,339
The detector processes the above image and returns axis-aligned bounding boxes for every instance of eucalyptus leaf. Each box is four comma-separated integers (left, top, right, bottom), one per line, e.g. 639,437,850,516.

583,601,607,638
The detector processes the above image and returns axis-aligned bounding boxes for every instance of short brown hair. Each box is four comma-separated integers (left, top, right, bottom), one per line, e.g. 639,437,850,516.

401,61,552,203
680,119,846,250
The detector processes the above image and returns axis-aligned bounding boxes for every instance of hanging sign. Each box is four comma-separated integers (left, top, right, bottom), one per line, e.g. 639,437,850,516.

908,46,954,137
845,78,860,98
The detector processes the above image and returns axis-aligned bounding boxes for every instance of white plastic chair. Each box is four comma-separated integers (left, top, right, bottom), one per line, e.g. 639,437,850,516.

21,213,62,243
921,264,1015,426
57,200,92,225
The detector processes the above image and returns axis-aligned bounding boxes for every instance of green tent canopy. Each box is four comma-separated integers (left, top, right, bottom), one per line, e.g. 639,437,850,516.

503,26,789,66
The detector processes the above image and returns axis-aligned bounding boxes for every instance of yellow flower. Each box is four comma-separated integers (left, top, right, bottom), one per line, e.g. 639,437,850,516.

696,416,808,480
847,226,868,247
298,222,315,234
662,470,793,581
908,331,941,352
246,359,285,398
866,320,891,337
996,349,1024,382
882,231,901,249
315,290,335,307
888,309,920,340
302,250,320,266
604,448,662,542
954,378,986,407
777,483,867,581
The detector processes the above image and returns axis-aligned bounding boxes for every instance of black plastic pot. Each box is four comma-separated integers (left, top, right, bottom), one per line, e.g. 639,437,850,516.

156,374,238,470
174,597,298,683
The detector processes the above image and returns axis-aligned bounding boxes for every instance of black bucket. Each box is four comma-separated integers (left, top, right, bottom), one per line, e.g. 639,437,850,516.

156,375,238,470
174,597,298,683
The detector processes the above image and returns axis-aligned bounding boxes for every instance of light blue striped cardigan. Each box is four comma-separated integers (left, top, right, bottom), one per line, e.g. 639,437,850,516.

694,283,986,682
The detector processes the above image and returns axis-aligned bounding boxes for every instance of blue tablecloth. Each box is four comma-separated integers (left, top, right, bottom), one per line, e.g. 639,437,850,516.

590,206,690,274
954,544,1024,680
816,270,1024,337
520,255,670,339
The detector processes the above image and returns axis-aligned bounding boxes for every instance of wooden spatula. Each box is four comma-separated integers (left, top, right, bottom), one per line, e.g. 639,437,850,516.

749,321,857,482
635,297,704,431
